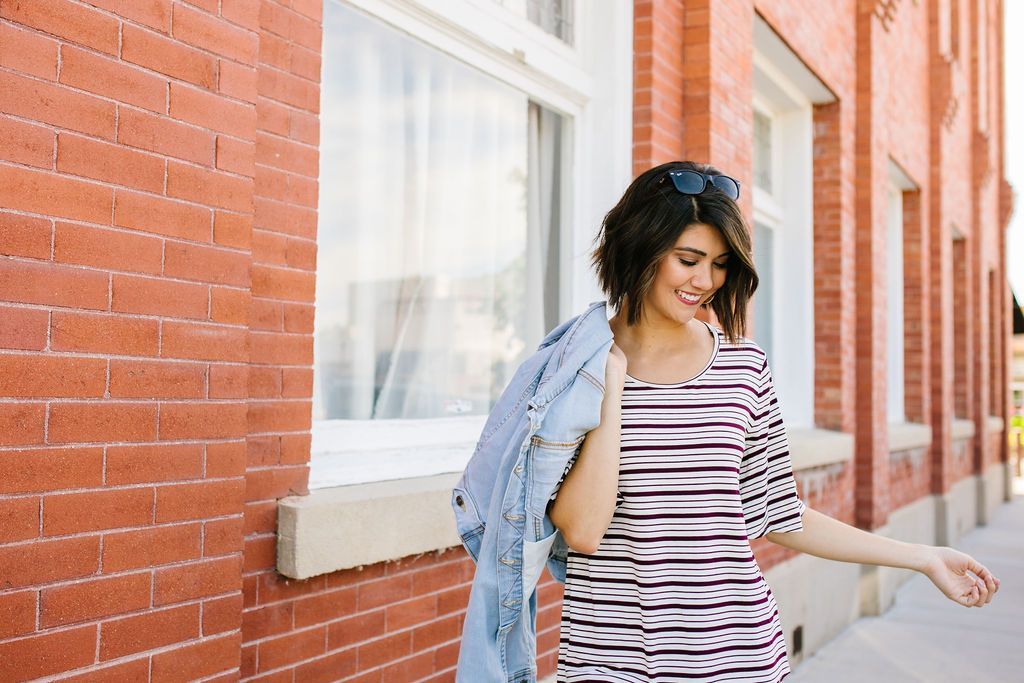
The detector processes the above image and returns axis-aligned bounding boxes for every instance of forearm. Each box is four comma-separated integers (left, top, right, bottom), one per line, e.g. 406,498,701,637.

766,507,932,572
547,383,623,554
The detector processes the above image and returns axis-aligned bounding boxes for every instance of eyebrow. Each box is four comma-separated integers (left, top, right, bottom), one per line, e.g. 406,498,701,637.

673,247,732,259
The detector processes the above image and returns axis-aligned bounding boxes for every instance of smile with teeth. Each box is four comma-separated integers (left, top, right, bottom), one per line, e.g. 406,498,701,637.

674,290,703,305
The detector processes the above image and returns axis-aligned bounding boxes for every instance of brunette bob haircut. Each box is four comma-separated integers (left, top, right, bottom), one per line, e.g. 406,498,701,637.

592,160,758,343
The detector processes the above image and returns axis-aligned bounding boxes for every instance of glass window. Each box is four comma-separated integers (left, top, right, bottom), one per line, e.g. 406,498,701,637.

752,220,774,364
527,0,574,45
314,1,564,423
887,186,905,423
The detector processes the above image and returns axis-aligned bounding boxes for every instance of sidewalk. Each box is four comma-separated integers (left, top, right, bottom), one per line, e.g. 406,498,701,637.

791,482,1024,682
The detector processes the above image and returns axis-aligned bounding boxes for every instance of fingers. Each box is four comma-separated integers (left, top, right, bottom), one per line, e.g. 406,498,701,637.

968,559,999,603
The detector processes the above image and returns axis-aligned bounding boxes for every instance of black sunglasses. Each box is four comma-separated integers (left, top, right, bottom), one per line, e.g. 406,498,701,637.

660,170,741,201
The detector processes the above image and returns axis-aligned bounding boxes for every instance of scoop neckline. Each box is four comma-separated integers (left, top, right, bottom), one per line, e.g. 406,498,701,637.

624,320,720,387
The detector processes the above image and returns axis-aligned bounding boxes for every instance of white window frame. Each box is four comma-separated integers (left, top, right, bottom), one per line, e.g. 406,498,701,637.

751,15,834,430
887,160,917,425
310,0,632,488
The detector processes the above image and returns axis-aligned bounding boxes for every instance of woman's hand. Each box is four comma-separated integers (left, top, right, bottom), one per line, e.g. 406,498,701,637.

921,546,1000,608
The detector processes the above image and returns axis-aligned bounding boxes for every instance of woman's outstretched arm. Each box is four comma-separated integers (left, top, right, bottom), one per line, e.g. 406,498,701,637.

766,506,1000,608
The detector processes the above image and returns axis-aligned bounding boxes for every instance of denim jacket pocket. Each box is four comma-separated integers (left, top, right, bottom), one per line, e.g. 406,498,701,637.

525,435,584,518
451,486,484,562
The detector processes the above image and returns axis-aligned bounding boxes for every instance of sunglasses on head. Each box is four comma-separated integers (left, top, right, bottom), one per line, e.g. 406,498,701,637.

660,170,741,201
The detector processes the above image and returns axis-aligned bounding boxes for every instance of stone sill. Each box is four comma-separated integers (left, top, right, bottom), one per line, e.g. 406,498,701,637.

986,415,1004,433
888,422,932,453
787,427,854,471
952,418,975,441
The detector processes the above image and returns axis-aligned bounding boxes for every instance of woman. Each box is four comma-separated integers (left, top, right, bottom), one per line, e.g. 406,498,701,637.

546,161,1000,681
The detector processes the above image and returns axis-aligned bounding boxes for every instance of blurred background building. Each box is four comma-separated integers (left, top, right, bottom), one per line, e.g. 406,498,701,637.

0,0,1014,680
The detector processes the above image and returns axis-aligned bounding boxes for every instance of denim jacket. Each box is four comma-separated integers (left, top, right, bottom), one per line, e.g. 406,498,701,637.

451,301,614,683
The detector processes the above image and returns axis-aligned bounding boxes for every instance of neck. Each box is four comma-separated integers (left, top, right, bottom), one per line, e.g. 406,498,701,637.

610,311,705,356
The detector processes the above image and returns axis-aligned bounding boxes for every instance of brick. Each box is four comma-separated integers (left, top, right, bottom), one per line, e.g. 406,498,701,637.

288,12,321,52
258,627,325,672
151,632,241,682
381,651,434,683
285,175,318,208
242,534,275,572
282,367,313,397
0,116,54,169
0,446,103,494
291,588,355,629
0,624,97,680
244,500,276,535
258,63,319,113
159,401,247,439
48,402,158,443
357,631,411,671
252,229,287,264
41,572,151,627
51,310,160,355
164,241,251,287
160,320,242,364
248,400,312,432
240,644,257,679
248,366,282,398
1,0,119,55
255,132,318,176
253,196,316,237
59,45,167,113
250,299,283,332
0,69,116,139
57,133,165,193
209,363,248,399
0,402,46,446
244,465,307,501
221,0,259,31
0,353,106,398
280,433,311,464
0,163,113,224
256,571,323,604
216,135,256,177
202,593,242,635
218,59,257,103
358,575,413,612
241,601,293,642
54,222,163,275
112,273,209,320
283,302,315,333
0,536,99,590
249,331,311,366
295,650,358,683
213,210,252,249
0,590,36,639
121,23,217,89
204,517,243,558
170,82,257,138
43,487,153,535
289,46,321,83
210,286,248,324
167,160,254,212
0,212,51,260
118,107,215,166
114,189,212,242
0,22,59,79
100,603,199,660
0,496,39,543
251,264,315,300
386,594,438,631
0,259,108,310
256,97,289,136
102,523,202,572
172,3,258,64
411,613,460,650
206,440,246,477
62,658,151,683
153,555,242,605
106,443,204,485
284,238,317,271
155,478,245,522
85,0,172,33
109,359,205,398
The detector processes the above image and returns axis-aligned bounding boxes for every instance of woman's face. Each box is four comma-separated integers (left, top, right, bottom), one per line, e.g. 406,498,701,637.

643,222,730,326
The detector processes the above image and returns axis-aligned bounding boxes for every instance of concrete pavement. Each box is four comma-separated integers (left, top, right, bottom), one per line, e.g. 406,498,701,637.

791,481,1024,682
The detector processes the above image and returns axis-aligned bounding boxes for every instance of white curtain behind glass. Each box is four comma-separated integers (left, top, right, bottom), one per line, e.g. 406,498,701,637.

314,1,562,422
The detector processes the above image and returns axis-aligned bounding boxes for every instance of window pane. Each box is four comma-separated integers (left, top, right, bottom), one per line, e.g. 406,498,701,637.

753,110,772,193
527,0,574,45
753,221,774,363
314,1,563,421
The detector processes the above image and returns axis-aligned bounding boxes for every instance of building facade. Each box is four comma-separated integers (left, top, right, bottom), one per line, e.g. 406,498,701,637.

0,0,1012,681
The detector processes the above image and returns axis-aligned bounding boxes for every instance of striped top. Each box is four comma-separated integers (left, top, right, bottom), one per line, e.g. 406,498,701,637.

555,321,805,682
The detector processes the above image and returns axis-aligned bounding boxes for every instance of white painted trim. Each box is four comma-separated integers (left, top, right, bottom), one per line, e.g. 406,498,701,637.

887,181,906,423
753,15,835,105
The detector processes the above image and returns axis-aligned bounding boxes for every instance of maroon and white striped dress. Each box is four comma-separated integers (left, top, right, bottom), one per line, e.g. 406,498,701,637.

556,321,806,682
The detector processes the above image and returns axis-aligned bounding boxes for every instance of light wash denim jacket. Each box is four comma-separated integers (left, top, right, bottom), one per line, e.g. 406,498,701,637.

451,301,614,683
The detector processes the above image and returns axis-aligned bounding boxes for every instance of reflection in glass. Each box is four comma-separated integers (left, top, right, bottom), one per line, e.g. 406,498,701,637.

314,1,563,421
752,221,774,364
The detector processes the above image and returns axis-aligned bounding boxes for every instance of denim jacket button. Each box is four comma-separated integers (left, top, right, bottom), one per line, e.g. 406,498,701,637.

514,465,524,474
455,495,465,509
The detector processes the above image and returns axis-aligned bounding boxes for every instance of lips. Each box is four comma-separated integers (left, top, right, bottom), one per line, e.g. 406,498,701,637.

674,290,702,306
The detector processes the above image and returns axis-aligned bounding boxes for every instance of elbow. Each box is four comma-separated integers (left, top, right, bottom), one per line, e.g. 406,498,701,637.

559,527,604,555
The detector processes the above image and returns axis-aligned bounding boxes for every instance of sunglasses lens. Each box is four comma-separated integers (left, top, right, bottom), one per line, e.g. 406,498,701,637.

711,175,740,200
668,171,705,194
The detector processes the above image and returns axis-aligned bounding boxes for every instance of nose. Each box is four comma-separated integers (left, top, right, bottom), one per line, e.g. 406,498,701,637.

690,262,714,290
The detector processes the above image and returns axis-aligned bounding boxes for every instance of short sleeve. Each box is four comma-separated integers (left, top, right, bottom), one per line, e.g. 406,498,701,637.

740,358,805,539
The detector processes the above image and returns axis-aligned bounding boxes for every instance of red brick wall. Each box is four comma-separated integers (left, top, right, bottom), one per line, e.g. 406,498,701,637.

0,1,1011,682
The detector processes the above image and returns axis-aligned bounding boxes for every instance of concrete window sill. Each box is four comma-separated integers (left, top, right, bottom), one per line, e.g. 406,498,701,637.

278,427,859,579
888,422,932,452
986,415,1004,433
951,418,975,441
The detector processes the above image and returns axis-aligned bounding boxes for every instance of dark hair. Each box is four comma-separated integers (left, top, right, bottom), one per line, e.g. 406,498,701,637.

592,160,758,343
